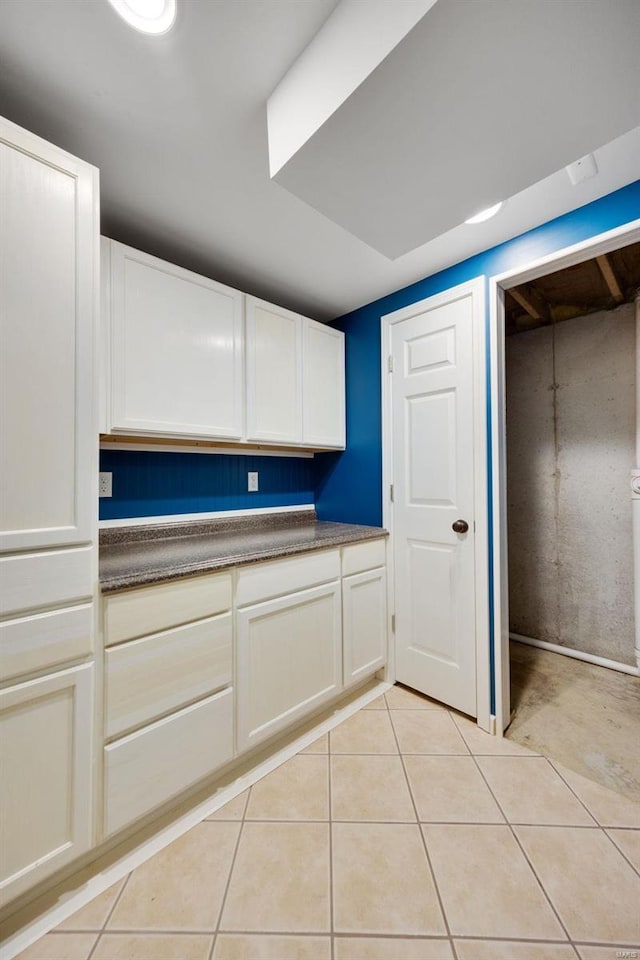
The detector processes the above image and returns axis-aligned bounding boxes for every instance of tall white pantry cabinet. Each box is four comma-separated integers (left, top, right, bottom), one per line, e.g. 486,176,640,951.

0,118,99,907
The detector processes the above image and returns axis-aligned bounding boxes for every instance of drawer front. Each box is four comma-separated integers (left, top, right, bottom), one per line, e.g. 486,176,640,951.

341,538,386,577
105,613,232,739
104,571,232,645
236,549,340,607
0,547,93,618
0,604,93,684
104,687,234,837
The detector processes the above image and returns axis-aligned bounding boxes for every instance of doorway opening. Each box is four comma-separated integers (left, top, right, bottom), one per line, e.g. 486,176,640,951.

494,233,640,798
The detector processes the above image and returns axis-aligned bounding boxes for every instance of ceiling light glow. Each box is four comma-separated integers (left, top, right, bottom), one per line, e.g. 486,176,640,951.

465,201,503,225
107,0,176,35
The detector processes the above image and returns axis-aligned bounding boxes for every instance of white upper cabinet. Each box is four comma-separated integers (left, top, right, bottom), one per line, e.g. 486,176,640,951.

302,318,346,449
0,118,98,553
245,297,301,444
104,239,244,439
101,240,345,449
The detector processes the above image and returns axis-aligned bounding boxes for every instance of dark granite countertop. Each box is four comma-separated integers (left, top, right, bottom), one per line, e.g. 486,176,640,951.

99,510,387,592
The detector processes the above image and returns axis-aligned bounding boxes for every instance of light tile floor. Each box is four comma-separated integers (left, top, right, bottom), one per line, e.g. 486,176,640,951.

15,686,640,960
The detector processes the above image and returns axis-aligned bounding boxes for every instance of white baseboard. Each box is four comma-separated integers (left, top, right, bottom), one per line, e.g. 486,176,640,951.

510,632,640,677
1,679,390,960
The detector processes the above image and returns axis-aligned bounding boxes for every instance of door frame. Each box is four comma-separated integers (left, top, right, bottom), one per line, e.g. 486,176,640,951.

381,276,491,731
489,217,640,734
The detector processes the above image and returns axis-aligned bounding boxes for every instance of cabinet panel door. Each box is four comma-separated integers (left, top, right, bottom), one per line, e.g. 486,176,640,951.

236,581,342,752
302,318,345,449
343,568,387,688
108,241,244,438
0,664,93,907
0,119,98,552
246,297,301,443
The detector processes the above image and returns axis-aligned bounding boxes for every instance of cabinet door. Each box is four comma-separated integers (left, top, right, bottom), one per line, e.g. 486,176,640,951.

343,567,387,687
302,318,345,448
0,664,93,907
0,118,98,553
107,240,244,439
237,581,342,752
245,297,301,443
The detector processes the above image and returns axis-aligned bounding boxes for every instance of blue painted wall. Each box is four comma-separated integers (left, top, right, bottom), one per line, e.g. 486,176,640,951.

99,448,315,521
315,181,640,526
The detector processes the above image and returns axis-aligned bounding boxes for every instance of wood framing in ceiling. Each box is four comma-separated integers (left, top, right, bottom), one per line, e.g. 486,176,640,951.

506,242,640,335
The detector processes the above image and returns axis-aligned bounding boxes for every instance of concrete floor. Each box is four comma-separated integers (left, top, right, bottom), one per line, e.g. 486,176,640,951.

506,641,640,800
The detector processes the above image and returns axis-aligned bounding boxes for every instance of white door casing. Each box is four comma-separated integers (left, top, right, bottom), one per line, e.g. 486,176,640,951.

489,218,640,732
382,278,489,724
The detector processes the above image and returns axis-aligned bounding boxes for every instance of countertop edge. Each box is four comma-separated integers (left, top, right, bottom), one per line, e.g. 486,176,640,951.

100,525,388,593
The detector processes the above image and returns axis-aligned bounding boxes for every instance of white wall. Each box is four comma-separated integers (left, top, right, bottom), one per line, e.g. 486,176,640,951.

506,303,635,666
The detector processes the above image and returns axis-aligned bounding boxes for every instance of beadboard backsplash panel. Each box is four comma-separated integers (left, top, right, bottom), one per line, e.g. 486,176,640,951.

99,449,316,521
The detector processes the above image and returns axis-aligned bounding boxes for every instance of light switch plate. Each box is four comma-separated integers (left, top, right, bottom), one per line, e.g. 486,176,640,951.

248,471,259,492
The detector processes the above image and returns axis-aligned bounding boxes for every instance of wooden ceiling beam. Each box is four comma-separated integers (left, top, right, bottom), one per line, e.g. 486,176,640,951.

596,254,624,302
509,283,550,322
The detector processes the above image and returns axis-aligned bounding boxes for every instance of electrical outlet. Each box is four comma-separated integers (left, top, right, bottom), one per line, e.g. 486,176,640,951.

248,471,259,492
99,472,113,498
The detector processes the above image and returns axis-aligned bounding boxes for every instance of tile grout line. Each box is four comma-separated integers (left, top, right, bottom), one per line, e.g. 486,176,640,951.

57,926,640,946
328,728,335,960
546,758,640,880
206,788,252,960
84,869,133,959
468,750,575,945
549,758,640,831
603,829,640,881
387,705,458,960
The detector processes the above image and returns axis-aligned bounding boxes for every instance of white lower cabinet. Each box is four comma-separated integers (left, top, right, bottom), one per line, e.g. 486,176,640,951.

0,663,94,907
104,687,233,837
343,567,387,687
236,580,342,752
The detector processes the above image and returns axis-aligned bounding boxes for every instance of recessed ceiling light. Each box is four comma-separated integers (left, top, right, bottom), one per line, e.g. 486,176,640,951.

465,201,504,225
107,0,177,35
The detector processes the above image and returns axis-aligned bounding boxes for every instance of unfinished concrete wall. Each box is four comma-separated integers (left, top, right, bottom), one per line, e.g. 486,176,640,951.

507,302,635,666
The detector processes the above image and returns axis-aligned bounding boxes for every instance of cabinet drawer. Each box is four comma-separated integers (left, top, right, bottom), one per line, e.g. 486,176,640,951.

0,603,93,684
341,538,386,577
104,687,233,836
105,613,232,739
0,547,93,619
104,571,232,645
236,549,340,607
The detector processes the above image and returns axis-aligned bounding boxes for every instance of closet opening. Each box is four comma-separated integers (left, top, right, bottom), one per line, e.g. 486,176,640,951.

501,242,640,797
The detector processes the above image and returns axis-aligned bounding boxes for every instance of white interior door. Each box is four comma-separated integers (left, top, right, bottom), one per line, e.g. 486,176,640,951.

387,281,482,717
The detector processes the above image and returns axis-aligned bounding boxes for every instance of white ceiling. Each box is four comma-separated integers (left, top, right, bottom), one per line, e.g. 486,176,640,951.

0,0,638,321
273,0,640,259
